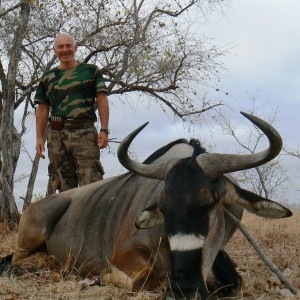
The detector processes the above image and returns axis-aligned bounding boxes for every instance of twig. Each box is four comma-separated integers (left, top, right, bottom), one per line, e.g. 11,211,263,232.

224,208,299,296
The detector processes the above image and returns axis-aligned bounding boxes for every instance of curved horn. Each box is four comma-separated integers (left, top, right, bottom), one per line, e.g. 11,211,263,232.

196,111,283,178
117,122,176,180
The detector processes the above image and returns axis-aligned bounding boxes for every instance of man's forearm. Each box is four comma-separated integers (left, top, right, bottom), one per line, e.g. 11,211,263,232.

36,104,49,139
97,92,109,129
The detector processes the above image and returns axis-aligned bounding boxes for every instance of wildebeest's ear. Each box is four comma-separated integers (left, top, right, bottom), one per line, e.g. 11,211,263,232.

135,203,164,229
232,186,292,218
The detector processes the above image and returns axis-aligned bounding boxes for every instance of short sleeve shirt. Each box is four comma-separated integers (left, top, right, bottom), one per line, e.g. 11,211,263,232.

34,63,108,121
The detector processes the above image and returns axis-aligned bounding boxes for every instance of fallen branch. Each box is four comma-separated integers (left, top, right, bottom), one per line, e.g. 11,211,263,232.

224,208,299,296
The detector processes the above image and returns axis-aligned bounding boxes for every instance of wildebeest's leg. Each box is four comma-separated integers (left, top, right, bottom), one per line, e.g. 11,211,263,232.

101,246,159,291
210,250,241,295
12,195,71,268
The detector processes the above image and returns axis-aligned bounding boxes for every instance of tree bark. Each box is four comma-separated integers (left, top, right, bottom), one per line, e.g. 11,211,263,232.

0,1,31,224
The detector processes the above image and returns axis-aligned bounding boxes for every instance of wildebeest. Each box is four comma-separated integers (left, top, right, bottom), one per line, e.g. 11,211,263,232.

7,112,292,300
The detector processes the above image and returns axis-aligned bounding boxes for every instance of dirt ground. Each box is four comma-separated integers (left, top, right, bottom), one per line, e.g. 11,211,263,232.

0,211,299,299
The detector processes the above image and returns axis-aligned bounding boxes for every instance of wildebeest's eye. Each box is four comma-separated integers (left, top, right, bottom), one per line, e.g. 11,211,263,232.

213,190,220,202
197,187,215,206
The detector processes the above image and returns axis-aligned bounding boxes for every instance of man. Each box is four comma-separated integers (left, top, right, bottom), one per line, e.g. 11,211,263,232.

35,33,109,193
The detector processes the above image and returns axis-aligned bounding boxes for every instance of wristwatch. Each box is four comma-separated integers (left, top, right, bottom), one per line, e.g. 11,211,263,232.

100,128,109,135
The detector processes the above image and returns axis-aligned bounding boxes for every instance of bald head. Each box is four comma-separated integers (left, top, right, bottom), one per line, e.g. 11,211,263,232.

53,33,78,68
54,33,76,49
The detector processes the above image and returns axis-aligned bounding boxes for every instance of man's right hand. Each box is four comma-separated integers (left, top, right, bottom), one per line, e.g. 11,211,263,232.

36,137,45,159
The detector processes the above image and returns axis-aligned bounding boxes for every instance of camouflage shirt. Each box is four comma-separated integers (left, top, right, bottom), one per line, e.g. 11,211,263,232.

34,63,108,121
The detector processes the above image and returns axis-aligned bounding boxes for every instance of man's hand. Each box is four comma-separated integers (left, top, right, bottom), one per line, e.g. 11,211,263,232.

36,137,45,159
98,132,108,149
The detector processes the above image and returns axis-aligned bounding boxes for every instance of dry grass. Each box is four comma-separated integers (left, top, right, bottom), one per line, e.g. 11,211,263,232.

224,210,300,299
0,211,299,299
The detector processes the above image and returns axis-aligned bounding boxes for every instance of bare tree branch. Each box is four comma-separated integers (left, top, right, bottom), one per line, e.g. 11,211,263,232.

0,1,22,18
283,147,300,159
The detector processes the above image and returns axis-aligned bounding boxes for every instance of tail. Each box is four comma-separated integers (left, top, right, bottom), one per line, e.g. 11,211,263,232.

0,254,13,275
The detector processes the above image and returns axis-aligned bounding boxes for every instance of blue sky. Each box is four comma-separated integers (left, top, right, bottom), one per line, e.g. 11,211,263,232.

14,1,300,207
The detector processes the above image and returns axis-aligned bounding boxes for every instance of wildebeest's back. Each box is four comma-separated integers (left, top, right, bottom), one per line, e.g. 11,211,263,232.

46,174,166,275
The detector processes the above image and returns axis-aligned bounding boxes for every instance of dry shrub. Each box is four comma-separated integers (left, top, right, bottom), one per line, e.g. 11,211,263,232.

1,211,299,299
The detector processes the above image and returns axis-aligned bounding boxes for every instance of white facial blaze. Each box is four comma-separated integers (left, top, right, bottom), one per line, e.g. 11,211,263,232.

169,233,205,252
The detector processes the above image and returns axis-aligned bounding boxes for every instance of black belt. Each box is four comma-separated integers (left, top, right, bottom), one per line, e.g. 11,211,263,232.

49,117,94,130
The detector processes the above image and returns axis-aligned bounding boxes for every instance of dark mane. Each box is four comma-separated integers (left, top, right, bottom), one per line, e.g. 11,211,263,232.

143,138,206,165
189,138,207,157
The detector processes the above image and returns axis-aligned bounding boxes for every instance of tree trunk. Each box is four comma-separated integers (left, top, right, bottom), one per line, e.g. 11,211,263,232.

22,154,40,211
0,2,30,224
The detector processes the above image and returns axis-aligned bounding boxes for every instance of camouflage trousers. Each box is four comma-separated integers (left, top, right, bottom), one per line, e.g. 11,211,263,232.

47,126,104,194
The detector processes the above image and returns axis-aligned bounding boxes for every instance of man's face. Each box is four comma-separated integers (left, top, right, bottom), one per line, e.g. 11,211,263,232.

53,35,77,64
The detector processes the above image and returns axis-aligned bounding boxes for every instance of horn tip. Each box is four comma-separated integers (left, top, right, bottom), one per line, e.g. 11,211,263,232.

137,122,149,132
240,111,261,125
240,111,250,118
